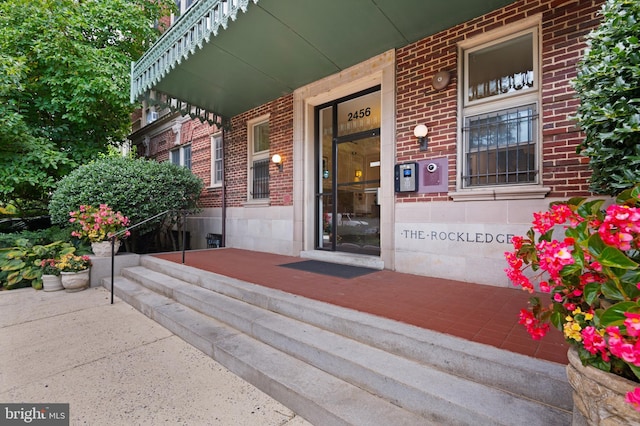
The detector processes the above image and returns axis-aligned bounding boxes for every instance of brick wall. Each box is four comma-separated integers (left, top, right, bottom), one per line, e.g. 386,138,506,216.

224,95,295,208
395,0,604,201
142,0,603,209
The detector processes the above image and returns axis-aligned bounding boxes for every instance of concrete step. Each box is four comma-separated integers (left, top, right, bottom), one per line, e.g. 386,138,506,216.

139,256,572,410
106,256,572,425
110,277,430,426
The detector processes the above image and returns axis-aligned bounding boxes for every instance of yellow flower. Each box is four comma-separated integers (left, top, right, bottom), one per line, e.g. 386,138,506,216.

563,316,582,342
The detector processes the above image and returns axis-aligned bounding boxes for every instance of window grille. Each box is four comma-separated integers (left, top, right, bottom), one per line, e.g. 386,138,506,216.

462,104,537,186
252,158,270,199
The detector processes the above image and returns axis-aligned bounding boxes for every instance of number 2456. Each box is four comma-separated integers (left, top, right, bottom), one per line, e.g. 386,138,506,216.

347,107,371,121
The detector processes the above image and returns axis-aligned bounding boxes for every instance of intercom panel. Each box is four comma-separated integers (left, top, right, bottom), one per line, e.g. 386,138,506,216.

394,163,418,192
417,157,448,193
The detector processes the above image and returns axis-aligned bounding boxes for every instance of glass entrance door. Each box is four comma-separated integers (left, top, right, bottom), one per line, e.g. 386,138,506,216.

316,88,381,256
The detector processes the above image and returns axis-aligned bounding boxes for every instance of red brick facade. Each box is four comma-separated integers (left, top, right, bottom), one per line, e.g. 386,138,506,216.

395,0,603,202
138,0,603,211
129,0,609,282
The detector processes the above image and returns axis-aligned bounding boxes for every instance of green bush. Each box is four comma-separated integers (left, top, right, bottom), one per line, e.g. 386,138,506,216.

0,240,74,290
0,226,71,249
573,0,640,195
49,157,203,251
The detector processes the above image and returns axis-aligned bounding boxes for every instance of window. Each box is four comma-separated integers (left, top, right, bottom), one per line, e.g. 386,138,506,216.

170,144,191,170
248,118,270,200
173,0,195,23
211,134,223,187
461,28,539,189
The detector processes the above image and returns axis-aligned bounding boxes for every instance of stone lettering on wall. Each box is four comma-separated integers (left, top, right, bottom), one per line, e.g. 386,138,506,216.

399,229,514,244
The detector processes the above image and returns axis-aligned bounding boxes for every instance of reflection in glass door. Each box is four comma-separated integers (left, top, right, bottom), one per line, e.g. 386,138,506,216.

316,87,381,256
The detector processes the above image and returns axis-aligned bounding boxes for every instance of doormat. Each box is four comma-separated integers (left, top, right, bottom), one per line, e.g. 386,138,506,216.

279,260,377,279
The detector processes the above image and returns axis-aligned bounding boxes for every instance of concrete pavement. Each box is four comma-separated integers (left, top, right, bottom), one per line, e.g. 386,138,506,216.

0,286,311,426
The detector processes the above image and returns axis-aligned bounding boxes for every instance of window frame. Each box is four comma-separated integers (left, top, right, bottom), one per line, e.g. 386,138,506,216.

452,18,548,200
170,143,192,170
210,133,223,188
246,114,271,203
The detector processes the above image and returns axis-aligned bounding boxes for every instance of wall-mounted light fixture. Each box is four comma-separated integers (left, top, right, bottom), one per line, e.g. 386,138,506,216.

271,154,283,172
414,124,429,151
354,169,363,182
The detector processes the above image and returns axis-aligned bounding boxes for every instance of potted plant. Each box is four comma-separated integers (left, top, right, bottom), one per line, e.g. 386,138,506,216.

69,204,130,257
36,241,75,292
56,252,92,292
1,240,72,290
40,258,63,292
505,184,640,423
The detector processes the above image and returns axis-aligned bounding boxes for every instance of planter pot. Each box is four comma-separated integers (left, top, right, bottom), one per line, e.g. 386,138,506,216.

60,269,90,292
91,240,120,257
42,274,63,292
567,347,640,425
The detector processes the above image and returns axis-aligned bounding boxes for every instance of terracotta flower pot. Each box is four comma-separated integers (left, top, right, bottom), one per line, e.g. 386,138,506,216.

566,347,640,425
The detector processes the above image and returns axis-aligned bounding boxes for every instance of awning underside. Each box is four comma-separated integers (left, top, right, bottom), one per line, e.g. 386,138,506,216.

131,0,517,122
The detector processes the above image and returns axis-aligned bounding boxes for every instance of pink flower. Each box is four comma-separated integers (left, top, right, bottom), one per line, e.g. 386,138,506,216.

505,267,534,293
539,281,551,293
626,388,640,412
518,309,549,340
532,211,556,234
607,326,640,366
532,204,583,234
598,204,640,251
624,313,640,338
504,251,523,269
581,326,609,361
511,236,524,250
536,239,575,280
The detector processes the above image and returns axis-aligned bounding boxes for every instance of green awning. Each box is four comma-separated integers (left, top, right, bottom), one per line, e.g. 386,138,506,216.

131,0,517,123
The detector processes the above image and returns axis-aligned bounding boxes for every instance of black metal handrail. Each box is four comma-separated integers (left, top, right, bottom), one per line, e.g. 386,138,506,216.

108,209,189,304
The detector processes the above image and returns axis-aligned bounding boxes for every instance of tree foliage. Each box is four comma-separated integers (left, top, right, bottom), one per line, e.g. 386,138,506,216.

0,0,174,212
573,0,640,195
48,157,203,251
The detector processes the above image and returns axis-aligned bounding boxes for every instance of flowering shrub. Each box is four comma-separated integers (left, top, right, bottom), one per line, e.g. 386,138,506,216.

69,204,130,243
505,185,640,409
55,253,92,272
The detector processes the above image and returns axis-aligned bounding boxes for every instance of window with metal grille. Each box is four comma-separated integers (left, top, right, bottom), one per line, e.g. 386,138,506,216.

251,158,270,199
247,117,270,201
460,26,540,189
463,105,537,186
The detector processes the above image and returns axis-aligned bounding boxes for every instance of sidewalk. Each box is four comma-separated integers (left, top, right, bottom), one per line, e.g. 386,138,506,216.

0,287,311,426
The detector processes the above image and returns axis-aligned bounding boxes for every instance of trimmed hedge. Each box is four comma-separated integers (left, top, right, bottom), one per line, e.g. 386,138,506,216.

573,0,640,195
49,157,203,250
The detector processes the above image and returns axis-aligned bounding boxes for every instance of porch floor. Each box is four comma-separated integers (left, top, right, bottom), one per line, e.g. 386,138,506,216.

153,248,569,365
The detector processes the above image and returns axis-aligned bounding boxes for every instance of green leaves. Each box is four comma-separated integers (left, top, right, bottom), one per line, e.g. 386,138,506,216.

48,157,203,249
0,0,175,211
573,0,640,195
599,246,640,269
599,301,640,327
